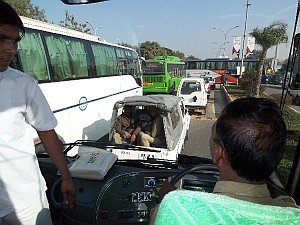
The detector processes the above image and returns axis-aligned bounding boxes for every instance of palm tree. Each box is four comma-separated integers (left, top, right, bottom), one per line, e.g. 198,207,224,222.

250,21,288,97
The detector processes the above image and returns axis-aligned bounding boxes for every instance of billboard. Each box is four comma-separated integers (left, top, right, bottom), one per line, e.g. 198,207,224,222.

246,36,255,58
232,36,241,58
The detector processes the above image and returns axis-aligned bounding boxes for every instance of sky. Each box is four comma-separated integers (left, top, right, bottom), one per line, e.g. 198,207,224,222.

30,0,298,61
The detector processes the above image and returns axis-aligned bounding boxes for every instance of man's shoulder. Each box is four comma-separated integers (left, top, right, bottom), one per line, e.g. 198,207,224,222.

275,195,300,208
5,67,37,84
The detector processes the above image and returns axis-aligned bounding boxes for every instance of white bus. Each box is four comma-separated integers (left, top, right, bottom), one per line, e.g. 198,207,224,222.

11,16,143,155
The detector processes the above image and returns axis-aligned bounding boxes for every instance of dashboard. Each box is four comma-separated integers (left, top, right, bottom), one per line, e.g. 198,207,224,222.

39,156,219,225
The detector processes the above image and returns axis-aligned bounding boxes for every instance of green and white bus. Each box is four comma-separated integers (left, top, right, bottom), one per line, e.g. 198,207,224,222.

142,56,186,94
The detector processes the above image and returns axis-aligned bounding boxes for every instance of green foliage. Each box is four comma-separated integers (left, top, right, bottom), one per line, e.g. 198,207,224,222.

172,50,185,59
224,86,247,98
4,0,47,21
250,21,288,97
59,11,91,33
250,21,288,50
186,55,200,60
283,109,300,131
118,42,136,49
140,41,166,59
239,69,266,96
248,50,261,60
140,41,185,60
277,109,300,187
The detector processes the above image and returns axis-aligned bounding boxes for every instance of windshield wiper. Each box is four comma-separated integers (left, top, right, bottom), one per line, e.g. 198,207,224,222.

63,140,162,154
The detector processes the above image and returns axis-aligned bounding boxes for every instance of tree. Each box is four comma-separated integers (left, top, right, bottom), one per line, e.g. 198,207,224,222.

186,55,200,60
140,41,167,59
59,11,91,33
248,50,261,60
250,21,288,97
139,41,186,59
239,69,265,97
4,0,47,21
173,50,185,60
118,42,136,49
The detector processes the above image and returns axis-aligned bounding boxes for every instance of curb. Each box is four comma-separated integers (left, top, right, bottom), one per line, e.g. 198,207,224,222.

221,85,233,103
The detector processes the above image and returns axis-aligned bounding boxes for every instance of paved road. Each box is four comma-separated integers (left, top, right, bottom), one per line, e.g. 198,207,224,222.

264,84,300,112
181,85,300,159
182,89,227,158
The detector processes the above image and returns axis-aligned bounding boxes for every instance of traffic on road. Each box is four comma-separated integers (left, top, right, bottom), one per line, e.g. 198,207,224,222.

2,1,300,225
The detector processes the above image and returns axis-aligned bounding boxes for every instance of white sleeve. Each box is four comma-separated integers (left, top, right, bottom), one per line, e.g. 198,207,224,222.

25,81,57,131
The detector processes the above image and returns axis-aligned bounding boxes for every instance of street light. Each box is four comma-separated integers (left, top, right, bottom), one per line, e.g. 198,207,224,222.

85,21,103,35
213,25,239,57
212,41,230,58
240,0,251,75
136,25,144,57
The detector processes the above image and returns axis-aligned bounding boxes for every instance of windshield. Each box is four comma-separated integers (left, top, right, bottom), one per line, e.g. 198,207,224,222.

180,81,202,94
142,62,165,74
13,0,300,211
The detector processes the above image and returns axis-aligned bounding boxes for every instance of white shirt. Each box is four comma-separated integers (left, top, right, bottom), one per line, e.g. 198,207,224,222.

0,67,57,217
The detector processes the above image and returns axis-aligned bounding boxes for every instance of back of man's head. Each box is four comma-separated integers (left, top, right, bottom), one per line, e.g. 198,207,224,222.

215,97,286,182
0,0,24,36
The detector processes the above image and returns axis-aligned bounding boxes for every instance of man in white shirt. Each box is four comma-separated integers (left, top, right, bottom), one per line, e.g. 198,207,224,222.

0,1,76,224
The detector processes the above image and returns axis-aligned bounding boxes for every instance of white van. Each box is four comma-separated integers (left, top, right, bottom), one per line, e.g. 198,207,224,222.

177,77,208,114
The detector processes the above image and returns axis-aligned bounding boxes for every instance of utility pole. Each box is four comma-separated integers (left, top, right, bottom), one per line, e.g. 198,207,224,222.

272,44,279,73
240,0,251,76
213,26,239,57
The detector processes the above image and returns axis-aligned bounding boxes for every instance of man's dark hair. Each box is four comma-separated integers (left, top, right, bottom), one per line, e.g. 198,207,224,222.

0,0,25,37
215,97,286,182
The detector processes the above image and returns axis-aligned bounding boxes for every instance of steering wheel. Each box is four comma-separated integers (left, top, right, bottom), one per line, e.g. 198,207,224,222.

51,178,69,210
170,164,218,187
169,164,289,197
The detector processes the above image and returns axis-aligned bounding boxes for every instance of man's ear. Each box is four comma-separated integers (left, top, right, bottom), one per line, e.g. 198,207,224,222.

212,143,224,165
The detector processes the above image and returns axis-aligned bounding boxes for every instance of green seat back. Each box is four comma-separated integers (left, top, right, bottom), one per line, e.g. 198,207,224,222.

155,190,300,225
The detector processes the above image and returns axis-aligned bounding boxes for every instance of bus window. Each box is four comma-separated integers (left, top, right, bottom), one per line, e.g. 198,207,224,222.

197,61,206,69
126,58,141,77
207,61,216,69
17,30,50,81
216,61,226,70
125,50,142,78
168,64,185,78
143,62,165,74
44,34,88,80
116,48,128,75
187,61,197,69
227,61,238,70
117,59,128,75
178,64,186,77
91,44,118,76
244,61,258,71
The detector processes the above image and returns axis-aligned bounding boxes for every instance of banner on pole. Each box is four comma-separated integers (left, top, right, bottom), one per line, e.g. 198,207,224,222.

246,36,255,58
232,36,241,58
